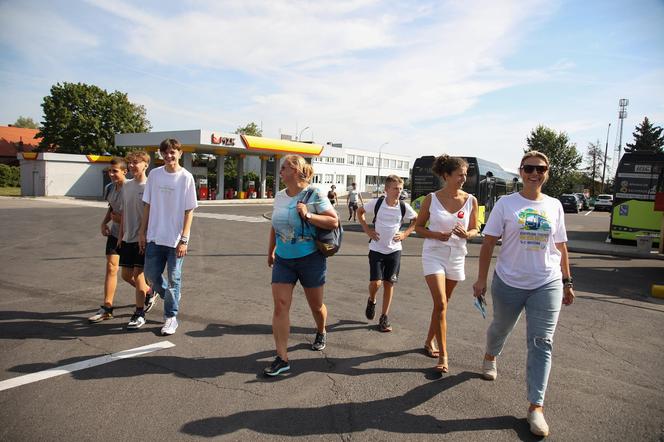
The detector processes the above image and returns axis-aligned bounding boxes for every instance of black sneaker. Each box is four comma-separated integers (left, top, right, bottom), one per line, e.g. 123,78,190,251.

379,314,392,332
144,289,158,313
365,298,377,320
263,356,290,376
127,311,146,329
312,332,327,351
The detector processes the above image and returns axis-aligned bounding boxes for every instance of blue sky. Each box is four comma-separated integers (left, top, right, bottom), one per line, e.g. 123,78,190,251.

1,0,662,172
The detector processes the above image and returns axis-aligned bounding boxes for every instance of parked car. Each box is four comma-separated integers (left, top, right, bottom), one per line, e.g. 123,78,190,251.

575,193,589,210
594,194,614,212
559,194,582,213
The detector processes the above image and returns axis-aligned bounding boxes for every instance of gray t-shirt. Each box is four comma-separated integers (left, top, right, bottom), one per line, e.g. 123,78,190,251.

120,178,146,243
105,182,123,238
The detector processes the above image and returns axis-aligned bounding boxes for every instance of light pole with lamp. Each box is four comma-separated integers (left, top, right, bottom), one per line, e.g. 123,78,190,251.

298,126,310,141
601,123,611,194
376,142,389,195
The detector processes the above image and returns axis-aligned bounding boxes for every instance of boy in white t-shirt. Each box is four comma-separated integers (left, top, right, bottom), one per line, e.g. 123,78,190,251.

357,175,417,332
139,139,198,336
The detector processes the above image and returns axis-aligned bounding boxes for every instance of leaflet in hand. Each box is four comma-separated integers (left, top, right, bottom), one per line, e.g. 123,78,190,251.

473,296,487,319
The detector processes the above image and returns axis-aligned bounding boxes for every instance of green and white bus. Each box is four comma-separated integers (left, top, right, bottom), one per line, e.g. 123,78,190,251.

610,151,664,244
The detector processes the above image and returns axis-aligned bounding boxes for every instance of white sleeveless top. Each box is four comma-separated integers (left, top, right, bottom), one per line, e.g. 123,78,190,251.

422,192,475,254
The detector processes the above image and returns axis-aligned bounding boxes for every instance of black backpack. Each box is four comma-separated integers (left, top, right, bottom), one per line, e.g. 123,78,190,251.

300,189,343,257
372,196,407,224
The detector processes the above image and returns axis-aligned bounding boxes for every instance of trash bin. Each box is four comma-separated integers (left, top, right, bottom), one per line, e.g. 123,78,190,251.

636,235,653,253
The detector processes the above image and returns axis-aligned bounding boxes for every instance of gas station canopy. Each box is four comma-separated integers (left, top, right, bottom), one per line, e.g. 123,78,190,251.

115,129,323,157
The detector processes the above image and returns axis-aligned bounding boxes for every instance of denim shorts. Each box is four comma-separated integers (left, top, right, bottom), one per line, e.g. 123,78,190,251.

272,251,326,288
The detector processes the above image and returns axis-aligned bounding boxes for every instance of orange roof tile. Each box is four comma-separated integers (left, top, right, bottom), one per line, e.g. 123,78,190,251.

0,126,42,157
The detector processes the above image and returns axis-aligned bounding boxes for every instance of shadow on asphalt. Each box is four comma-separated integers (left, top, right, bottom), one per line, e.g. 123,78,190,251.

186,319,370,338
569,265,662,302
180,371,537,440
0,305,148,341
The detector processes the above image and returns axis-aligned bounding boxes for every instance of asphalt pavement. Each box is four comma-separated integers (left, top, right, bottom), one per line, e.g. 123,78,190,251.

0,196,663,441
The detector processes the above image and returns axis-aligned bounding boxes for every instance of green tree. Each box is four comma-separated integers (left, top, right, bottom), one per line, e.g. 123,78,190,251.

223,122,263,179
525,125,582,196
13,116,38,129
37,82,151,155
235,122,262,136
582,140,609,196
625,117,664,153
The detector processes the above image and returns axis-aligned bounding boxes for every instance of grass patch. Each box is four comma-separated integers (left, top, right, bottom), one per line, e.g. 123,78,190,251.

0,187,21,196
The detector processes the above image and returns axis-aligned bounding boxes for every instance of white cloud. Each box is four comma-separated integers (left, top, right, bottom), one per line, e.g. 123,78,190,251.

0,1,98,64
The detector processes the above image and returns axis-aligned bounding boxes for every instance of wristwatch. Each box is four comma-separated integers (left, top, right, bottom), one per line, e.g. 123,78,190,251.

562,276,573,288
179,236,189,245
305,212,313,220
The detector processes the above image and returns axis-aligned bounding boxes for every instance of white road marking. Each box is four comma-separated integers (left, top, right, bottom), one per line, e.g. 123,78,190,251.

195,212,268,223
0,341,175,392
25,198,269,223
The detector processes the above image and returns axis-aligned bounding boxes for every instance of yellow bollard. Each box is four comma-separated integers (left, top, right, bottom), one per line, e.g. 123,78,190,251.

652,284,664,299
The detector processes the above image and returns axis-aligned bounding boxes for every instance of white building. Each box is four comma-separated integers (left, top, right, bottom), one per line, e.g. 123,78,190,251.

310,143,411,196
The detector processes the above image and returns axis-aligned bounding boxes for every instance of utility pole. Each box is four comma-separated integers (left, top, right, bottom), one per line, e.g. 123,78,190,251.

617,98,629,159
376,142,389,194
601,123,611,193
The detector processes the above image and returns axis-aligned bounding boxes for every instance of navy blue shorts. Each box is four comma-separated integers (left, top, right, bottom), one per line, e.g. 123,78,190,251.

369,250,401,283
272,251,326,288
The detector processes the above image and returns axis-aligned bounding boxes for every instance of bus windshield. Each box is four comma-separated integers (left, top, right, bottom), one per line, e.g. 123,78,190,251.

610,151,664,243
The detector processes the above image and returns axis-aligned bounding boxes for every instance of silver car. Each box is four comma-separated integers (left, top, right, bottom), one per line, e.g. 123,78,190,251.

594,194,613,212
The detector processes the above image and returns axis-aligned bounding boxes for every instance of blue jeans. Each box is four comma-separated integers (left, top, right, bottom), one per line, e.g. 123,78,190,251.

144,242,184,318
485,273,562,406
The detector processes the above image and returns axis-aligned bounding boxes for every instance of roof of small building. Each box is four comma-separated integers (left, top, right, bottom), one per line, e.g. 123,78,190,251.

0,126,42,157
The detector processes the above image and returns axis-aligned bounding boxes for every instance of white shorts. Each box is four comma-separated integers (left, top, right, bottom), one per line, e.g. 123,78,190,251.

422,246,466,281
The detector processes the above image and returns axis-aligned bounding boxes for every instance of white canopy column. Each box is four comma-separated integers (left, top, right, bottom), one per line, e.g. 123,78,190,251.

215,149,226,199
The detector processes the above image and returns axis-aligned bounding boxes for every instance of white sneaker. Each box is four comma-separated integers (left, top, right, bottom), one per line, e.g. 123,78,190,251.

161,317,178,335
527,410,550,437
482,358,497,380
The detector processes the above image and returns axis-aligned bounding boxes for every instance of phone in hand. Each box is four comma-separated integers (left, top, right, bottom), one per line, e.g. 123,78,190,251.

473,295,487,319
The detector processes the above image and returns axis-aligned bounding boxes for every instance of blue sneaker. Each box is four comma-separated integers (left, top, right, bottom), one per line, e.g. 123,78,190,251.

264,356,290,376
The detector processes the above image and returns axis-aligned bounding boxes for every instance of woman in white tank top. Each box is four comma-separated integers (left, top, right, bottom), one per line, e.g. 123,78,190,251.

414,155,479,373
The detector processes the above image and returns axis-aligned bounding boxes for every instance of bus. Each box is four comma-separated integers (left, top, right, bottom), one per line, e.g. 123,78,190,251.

609,151,664,244
411,156,521,227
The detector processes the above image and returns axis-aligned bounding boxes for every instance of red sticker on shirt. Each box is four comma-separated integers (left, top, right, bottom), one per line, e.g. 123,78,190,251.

457,211,465,219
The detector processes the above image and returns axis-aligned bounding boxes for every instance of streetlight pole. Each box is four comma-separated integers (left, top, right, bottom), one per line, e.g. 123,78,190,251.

298,126,310,141
376,142,389,194
601,123,611,194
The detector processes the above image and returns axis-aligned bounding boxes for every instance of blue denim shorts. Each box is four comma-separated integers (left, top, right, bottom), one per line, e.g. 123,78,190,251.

272,251,326,288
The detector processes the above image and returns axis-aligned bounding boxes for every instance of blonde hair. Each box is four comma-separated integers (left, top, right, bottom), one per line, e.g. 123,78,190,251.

125,150,150,165
520,150,550,167
385,174,404,189
282,154,313,183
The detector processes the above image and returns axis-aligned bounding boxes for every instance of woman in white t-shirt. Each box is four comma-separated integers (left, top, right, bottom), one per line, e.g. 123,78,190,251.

472,151,575,438
415,155,479,373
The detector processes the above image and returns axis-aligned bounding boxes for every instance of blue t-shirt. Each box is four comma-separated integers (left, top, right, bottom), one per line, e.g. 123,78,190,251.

272,186,332,259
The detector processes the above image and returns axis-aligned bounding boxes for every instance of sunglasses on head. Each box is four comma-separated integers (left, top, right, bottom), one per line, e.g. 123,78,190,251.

521,164,548,174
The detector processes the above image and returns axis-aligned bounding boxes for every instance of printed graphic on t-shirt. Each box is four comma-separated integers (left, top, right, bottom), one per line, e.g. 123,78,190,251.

159,184,176,194
517,208,552,250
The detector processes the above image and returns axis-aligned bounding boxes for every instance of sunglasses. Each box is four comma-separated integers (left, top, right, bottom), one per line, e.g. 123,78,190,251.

521,165,548,174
